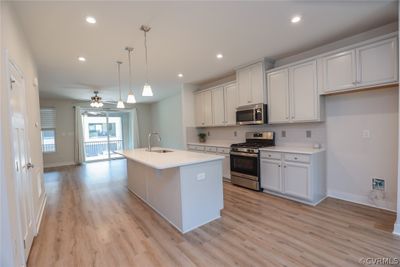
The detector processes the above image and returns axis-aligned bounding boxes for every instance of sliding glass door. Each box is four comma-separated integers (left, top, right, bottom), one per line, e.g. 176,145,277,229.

82,111,125,162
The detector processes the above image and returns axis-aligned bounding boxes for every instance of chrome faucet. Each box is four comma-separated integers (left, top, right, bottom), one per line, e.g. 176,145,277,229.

147,132,161,152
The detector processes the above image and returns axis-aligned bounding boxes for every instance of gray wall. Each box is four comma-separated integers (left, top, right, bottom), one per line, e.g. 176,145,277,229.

150,93,184,149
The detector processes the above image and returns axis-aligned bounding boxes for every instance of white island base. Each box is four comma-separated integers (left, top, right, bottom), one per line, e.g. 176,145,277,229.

124,151,224,234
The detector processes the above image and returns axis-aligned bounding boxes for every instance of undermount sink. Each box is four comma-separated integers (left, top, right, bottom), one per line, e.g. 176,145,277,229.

151,149,173,153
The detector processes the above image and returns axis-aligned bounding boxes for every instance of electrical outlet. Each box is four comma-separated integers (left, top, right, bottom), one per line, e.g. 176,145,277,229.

362,129,370,138
234,131,237,137
207,131,210,136
372,178,385,191
306,130,312,138
281,130,286,138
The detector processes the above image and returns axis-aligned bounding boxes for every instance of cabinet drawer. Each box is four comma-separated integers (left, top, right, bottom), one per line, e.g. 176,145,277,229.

260,151,281,160
216,147,230,154
284,153,310,163
187,145,197,151
188,145,205,151
205,146,217,152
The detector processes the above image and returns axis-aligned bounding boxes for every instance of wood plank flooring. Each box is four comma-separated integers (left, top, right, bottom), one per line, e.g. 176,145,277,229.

28,159,400,266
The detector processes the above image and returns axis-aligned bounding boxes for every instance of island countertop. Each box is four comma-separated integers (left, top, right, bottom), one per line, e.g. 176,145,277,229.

117,148,224,170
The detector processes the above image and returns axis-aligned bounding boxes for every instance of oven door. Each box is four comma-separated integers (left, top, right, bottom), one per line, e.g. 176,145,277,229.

236,109,256,125
230,152,259,178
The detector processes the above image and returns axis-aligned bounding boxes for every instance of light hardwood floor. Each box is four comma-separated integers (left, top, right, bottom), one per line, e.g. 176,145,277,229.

28,159,400,266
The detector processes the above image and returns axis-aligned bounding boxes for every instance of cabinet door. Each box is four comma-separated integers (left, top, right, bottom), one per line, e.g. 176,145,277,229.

267,68,290,123
283,162,311,200
356,38,398,87
224,83,238,125
203,90,213,126
322,50,356,92
212,87,225,126
194,93,204,126
237,67,252,106
222,154,231,180
290,60,318,122
250,62,264,104
260,159,282,192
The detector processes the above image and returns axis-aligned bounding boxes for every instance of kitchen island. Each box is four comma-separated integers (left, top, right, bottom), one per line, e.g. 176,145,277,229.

117,148,224,233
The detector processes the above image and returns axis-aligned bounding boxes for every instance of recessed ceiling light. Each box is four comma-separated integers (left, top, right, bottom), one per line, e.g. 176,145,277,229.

178,73,183,78
216,53,223,59
78,56,86,62
291,15,301,24
86,16,96,24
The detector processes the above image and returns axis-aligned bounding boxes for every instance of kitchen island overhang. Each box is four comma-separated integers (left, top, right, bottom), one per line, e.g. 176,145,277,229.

117,148,224,233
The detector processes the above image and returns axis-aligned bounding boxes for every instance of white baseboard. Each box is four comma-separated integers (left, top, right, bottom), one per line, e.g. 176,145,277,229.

35,194,47,235
328,190,396,212
393,220,400,236
44,161,76,168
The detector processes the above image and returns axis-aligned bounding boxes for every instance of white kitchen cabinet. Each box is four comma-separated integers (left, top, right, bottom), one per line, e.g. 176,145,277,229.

237,62,265,106
356,38,398,87
267,60,320,124
212,86,225,126
290,60,319,122
267,68,289,123
196,82,237,127
194,90,213,127
260,159,282,192
322,50,356,92
224,83,238,125
260,148,326,205
283,162,311,200
321,36,398,94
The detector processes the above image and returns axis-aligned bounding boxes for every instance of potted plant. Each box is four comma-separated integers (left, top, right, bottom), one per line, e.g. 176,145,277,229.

198,133,207,143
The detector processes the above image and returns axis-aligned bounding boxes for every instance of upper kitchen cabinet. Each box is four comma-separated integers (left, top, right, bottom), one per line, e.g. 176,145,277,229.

321,36,398,94
194,90,213,127
267,60,320,124
195,82,238,127
322,50,356,92
356,38,398,87
237,61,266,106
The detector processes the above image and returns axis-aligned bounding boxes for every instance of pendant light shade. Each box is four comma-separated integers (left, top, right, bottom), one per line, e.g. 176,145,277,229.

142,83,153,96
116,61,125,109
140,25,153,97
125,47,136,103
117,100,125,109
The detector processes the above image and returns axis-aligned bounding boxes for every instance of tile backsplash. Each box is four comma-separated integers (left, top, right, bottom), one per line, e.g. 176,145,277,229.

187,122,326,148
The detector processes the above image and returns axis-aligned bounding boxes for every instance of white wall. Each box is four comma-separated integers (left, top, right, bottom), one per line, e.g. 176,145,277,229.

150,93,184,149
1,2,43,266
39,98,153,167
326,87,398,211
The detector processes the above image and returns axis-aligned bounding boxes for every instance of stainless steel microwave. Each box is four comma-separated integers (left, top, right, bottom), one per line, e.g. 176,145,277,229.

236,104,267,125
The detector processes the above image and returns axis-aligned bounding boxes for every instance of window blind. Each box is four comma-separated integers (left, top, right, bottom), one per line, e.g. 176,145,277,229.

40,108,56,129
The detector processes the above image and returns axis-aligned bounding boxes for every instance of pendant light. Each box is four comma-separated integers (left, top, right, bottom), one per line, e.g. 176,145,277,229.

125,47,136,103
140,25,153,96
116,61,125,109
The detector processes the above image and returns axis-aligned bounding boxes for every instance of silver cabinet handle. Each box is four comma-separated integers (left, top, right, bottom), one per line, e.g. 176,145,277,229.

27,162,34,169
294,157,298,160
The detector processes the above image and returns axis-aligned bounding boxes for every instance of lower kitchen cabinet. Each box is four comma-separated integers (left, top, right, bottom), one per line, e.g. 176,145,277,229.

260,149,326,205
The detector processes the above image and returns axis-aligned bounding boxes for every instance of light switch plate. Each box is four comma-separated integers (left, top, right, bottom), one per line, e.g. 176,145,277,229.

197,173,206,181
306,130,312,138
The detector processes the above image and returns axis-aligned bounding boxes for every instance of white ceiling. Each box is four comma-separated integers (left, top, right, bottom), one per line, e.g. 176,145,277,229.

11,1,398,103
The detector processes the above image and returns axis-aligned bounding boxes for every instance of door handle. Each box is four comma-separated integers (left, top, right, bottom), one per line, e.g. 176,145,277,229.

27,162,35,169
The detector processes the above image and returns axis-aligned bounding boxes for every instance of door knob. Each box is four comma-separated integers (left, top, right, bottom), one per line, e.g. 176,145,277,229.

27,162,34,169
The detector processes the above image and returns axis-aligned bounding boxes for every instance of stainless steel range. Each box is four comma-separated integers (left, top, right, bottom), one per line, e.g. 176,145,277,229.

230,131,275,191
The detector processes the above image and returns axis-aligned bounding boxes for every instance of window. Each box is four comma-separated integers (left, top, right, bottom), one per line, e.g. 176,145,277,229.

40,108,56,153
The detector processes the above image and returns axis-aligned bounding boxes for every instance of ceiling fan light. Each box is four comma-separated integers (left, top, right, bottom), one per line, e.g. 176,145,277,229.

117,100,125,109
127,92,136,103
98,102,103,107
142,83,153,96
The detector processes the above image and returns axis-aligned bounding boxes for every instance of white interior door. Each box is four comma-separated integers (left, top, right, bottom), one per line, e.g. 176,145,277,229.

9,62,35,261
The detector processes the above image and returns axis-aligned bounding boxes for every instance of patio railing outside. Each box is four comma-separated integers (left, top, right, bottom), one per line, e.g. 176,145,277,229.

84,139,123,161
